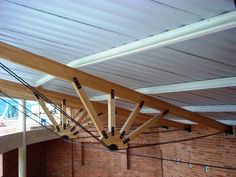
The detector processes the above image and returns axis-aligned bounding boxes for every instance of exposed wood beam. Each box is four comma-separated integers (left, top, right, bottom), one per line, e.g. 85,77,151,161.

0,42,230,131
124,110,168,143
61,99,67,129
34,93,60,131
35,11,236,86
108,90,116,134
70,110,87,130
119,101,144,138
91,76,236,101
72,77,106,138
0,78,192,130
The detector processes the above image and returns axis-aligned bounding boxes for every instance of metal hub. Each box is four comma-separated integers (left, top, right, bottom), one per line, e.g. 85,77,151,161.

109,144,118,151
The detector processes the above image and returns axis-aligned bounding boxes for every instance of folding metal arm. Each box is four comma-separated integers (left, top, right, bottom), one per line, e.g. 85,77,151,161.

34,93,60,132
72,77,107,138
119,101,144,139
123,110,169,144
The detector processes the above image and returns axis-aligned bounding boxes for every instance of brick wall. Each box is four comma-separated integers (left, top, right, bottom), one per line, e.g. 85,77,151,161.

160,125,236,177
2,125,236,177
3,142,47,177
46,131,162,177
0,154,2,177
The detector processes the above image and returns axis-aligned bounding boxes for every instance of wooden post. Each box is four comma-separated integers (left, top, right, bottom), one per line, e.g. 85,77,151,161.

108,90,116,135
62,99,67,130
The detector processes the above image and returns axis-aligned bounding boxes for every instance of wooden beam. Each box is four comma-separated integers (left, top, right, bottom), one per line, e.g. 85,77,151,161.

72,77,106,138
124,110,169,143
70,110,87,131
108,90,116,134
61,99,67,129
0,42,230,131
0,79,189,129
119,101,144,138
34,93,60,131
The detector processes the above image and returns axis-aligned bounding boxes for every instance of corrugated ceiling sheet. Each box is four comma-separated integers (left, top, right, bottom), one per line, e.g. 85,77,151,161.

80,28,236,89
152,87,236,107
0,0,235,65
42,78,105,98
0,0,236,121
0,60,45,84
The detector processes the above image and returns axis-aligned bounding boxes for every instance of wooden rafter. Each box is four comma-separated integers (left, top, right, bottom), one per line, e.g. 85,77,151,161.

0,42,230,131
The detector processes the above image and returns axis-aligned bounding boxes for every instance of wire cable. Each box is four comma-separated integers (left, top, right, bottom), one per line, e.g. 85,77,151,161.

82,144,236,171
122,131,225,149
0,97,62,138
2,93,235,171
0,62,109,149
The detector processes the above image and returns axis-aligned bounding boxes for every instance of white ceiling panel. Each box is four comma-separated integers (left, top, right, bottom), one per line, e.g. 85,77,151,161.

0,60,45,84
1,0,235,65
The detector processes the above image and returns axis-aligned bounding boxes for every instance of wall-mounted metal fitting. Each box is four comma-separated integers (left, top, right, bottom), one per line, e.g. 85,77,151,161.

224,126,235,138
185,126,192,133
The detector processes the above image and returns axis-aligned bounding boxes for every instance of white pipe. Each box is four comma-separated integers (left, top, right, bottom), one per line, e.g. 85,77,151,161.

91,76,236,101
18,99,26,177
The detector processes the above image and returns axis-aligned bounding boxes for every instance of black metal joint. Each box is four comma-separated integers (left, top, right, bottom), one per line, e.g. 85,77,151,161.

225,126,234,135
160,125,169,129
163,109,169,116
73,131,79,136
56,125,60,132
71,127,75,132
102,130,108,139
185,126,192,133
123,138,130,144
62,135,69,140
73,77,81,89
63,123,66,130
111,127,115,136
34,92,40,99
111,89,115,99
120,131,126,139
139,101,144,108
97,112,103,116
